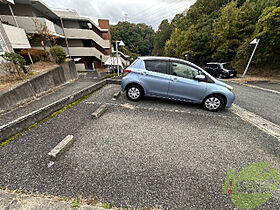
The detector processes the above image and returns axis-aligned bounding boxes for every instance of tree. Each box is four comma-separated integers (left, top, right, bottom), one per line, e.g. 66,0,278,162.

110,22,155,58
211,1,240,62
152,19,173,56
254,7,280,64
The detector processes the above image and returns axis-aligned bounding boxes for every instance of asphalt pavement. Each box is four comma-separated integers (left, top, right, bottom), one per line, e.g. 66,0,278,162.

228,82,280,125
246,81,280,92
1,84,280,209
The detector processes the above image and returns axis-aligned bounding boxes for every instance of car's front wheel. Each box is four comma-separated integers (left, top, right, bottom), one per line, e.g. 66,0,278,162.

126,85,144,101
203,95,225,112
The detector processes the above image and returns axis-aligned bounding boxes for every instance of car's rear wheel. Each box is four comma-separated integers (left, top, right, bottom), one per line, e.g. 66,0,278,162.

203,95,224,112
126,85,143,101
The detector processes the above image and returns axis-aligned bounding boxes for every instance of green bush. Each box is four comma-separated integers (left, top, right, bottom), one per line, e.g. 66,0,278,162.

2,52,27,77
50,45,67,64
3,52,26,68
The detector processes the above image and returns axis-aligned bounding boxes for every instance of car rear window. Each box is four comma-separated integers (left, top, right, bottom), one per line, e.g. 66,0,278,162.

144,60,169,74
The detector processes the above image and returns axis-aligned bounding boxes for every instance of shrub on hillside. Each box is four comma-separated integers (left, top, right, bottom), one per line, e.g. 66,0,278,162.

2,52,27,77
50,45,67,64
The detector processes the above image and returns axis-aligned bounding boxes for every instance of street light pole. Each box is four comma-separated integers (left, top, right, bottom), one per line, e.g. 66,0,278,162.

242,39,260,79
115,40,125,77
116,41,119,76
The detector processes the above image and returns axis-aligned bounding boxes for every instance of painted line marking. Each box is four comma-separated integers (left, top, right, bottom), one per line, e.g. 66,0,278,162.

231,104,280,140
227,81,280,95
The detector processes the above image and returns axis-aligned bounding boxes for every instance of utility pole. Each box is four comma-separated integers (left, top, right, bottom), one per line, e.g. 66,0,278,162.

124,13,129,22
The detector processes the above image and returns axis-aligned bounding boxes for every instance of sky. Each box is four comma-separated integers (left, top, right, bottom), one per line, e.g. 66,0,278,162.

42,0,197,30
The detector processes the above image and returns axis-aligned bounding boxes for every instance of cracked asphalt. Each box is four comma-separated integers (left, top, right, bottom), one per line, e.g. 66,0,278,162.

1,84,280,209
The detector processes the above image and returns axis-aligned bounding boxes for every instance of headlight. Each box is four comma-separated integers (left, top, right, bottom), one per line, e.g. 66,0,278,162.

226,85,234,92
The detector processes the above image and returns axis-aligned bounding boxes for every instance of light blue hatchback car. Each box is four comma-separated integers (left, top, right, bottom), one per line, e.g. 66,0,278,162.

121,57,235,112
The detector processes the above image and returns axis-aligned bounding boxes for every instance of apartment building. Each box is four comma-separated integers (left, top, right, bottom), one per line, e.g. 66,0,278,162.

54,9,112,70
0,0,119,70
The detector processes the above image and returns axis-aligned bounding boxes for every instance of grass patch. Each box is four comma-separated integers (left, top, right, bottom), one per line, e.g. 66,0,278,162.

105,72,124,79
72,198,79,207
0,86,104,147
0,123,38,147
103,202,111,209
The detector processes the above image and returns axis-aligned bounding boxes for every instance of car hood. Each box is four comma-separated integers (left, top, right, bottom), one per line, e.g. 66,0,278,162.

214,79,228,88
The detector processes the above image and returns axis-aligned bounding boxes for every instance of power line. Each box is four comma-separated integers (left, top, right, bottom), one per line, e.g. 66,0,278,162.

129,2,185,23
129,0,186,21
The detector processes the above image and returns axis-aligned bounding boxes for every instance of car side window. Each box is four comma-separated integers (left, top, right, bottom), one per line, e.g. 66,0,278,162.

172,62,203,79
144,60,169,74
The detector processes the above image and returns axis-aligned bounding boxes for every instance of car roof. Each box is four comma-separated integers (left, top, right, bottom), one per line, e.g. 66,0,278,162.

139,56,195,65
206,62,227,65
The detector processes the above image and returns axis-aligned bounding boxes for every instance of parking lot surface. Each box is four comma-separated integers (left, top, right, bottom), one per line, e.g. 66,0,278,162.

1,84,280,209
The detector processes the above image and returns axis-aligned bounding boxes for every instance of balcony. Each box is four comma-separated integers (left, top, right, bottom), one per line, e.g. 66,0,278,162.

2,24,31,49
0,15,64,37
64,28,110,49
67,47,109,62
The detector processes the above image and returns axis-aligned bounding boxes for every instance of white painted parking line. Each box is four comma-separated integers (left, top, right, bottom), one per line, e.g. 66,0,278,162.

244,83,280,95
231,104,280,140
227,81,280,95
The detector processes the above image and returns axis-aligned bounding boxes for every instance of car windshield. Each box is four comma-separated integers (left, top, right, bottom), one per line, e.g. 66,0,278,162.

223,63,234,70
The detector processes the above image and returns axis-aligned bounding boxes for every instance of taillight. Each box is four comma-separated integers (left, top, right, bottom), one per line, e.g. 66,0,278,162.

123,69,131,77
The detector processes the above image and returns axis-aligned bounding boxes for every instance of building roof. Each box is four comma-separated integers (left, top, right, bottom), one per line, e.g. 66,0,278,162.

54,9,80,19
54,9,108,33
14,0,60,19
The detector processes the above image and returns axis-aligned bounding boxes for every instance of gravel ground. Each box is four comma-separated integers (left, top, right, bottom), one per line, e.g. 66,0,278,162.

1,84,280,209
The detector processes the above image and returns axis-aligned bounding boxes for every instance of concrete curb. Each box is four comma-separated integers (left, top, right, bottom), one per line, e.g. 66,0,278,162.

48,135,75,161
106,78,122,85
92,105,108,119
0,79,118,143
113,91,122,100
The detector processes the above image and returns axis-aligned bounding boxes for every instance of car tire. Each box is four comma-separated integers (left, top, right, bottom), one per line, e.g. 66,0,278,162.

126,84,144,101
202,95,225,112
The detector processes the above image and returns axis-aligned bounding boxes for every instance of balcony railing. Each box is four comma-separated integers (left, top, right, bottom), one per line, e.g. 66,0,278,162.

67,47,109,62
64,28,110,49
0,15,64,37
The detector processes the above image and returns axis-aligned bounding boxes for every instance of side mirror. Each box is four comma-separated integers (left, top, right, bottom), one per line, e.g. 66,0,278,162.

195,75,206,81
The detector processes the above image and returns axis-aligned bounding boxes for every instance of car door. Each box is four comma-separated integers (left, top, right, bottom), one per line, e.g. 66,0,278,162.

168,61,208,103
139,60,171,97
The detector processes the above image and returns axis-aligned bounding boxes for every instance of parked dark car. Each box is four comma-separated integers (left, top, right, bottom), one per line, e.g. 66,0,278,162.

204,63,237,78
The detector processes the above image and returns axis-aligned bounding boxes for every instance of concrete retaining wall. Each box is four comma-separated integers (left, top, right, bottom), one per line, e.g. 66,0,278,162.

0,79,110,143
0,60,78,112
